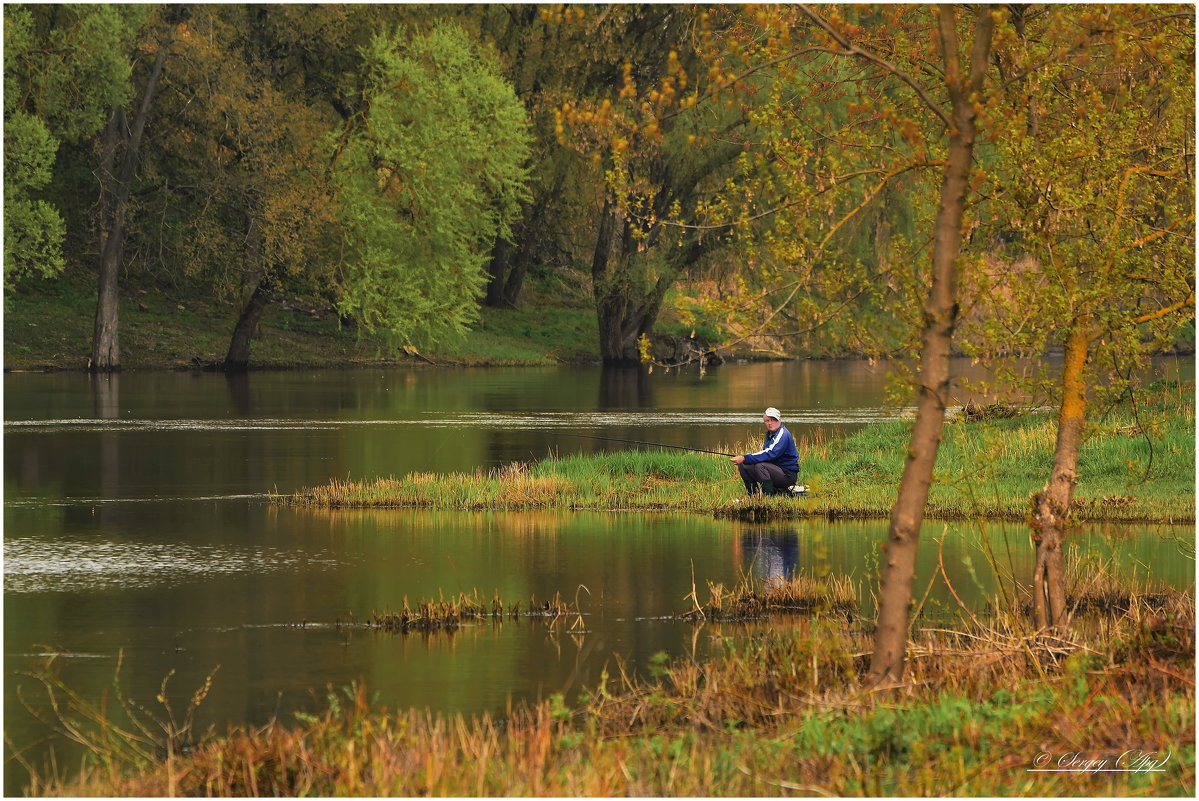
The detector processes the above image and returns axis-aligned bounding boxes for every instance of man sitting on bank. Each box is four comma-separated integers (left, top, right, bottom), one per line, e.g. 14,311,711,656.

731,407,799,496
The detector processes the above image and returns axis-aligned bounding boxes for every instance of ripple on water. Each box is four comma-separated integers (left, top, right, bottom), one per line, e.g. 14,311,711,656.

2,408,930,433
3,538,337,594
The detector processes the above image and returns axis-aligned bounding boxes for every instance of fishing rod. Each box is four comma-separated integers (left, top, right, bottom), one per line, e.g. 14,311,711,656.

558,432,736,457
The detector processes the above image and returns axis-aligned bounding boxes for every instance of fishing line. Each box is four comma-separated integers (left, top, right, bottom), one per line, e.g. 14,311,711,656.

558,431,736,457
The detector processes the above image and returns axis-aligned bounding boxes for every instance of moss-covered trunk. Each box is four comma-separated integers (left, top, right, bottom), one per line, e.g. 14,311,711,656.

1031,320,1091,629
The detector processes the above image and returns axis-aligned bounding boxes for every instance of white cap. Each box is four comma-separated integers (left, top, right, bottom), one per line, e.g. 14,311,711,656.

764,407,781,420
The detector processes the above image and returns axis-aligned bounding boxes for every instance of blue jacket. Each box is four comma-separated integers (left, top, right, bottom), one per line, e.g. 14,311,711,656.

743,425,799,474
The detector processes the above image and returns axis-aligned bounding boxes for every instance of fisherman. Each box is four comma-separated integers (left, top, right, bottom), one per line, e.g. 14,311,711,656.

731,407,799,496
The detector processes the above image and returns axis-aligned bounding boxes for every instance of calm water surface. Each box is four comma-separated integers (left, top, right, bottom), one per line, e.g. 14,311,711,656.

4,360,1193,793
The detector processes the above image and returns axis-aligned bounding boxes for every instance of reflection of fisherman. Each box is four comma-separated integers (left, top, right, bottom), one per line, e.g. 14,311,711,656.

730,407,799,496
740,529,800,581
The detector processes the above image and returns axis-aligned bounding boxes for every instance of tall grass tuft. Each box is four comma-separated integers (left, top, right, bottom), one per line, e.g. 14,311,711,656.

680,571,858,621
366,589,579,633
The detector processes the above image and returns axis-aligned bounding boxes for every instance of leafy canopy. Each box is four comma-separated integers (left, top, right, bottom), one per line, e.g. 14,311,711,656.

3,4,147,287
333,23,532,348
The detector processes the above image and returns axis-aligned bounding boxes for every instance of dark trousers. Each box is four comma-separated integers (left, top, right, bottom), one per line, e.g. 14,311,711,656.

737,462,796,494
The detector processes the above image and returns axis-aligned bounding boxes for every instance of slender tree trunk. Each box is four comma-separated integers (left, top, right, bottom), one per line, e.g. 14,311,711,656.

224,279,273,372
92,108,124,371
499,221,539,307
484,237,515,308
867,7,994,684
485,235,534,309
1031,319,1091,630
485,201,542,309
91,39,170,372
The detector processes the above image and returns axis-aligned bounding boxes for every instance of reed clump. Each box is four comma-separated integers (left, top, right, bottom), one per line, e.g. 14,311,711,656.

35,589,1194,797
366,590,578,633
680,572,857,621
366,591,498,632
1054,553,1180,617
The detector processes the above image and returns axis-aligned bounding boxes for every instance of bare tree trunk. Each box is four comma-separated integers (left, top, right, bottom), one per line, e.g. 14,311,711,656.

499,226,536,307
485,200,544,309
485,237,536,310
91,38,170,372
224,279,273,372
867,7,995,684
595,257,674,366
91,108,124,371
1031,320,1091,630
484,237,516,308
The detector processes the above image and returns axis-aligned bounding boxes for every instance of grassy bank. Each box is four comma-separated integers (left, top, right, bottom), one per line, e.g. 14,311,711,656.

3,273,599,370
27,586,1195,796
278,392,1196,524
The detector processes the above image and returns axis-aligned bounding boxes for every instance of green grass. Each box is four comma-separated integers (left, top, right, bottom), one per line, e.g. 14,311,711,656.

25,590,1195,796
279,395,1196,524
3,272,600,370
428,304,598,365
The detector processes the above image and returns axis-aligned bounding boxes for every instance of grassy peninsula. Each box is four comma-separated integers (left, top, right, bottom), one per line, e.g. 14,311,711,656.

277,389,1196,524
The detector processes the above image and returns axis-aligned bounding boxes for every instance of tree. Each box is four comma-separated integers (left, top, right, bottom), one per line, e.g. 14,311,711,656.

3,108,64,286
960,5,1195,629
554,5,756,365
734,4,992,683
2,4,146,288
331,23,532,348
672,8,934,363
697,5,1189,666
136,5,341,371
469,5,595,311
91,10,178,372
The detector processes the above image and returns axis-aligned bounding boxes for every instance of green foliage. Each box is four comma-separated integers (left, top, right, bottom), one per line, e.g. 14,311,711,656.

960,6,1195,404
3,4,144,142
131,6,340,306
2,5,1193,366
3,112,65,285
2,4,145,287
333,23,532,348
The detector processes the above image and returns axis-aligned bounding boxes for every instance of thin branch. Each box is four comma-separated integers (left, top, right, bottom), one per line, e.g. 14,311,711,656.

798,4,952,128
1131,295,1195,325
624,160,936,232
658,46,830,123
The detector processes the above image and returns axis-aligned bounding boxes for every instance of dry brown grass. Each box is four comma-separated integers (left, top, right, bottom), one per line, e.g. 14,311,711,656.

23,585,1195,798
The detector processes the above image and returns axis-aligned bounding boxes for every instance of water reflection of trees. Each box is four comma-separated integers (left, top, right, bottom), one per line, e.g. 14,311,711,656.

598,366,654,409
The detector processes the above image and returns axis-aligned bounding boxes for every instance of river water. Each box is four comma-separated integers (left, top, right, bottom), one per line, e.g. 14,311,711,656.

3,359,1193,793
